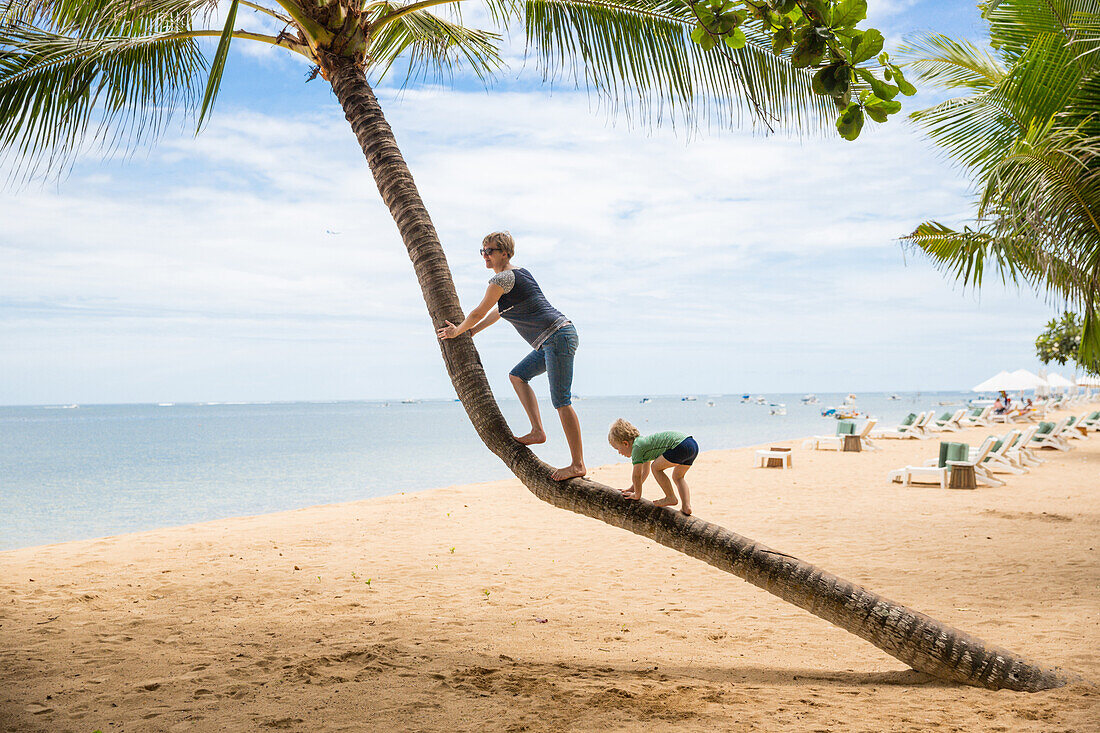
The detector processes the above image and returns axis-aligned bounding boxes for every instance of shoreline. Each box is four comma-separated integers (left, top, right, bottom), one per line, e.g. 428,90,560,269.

2,407,1096,731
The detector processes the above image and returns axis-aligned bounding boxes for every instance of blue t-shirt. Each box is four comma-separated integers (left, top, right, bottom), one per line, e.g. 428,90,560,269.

490,268,570,349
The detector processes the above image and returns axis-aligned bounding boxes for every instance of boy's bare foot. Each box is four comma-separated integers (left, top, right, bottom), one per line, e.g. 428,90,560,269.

653,496,678,508
515,430,546,446
681,505,692,516
551,463,586,481
621,488,640,500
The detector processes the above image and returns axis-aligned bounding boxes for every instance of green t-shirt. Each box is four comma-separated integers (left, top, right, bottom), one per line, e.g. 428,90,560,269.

631,430,689,465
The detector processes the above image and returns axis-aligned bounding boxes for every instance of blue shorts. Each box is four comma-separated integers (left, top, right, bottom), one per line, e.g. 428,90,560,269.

662,436,698,466
509,324,578,409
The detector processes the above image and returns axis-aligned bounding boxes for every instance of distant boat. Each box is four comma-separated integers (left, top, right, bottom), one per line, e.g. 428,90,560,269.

740,394,751,403
800,394,819,404
639,397,651,404
843,393,857,405
822,407,860,419
937,400,957,405
681,396,697,402
400,399,419,404
888,394,901,400
770,403,787,415
157,403,174,407
706,400,716,407
755,396,767,404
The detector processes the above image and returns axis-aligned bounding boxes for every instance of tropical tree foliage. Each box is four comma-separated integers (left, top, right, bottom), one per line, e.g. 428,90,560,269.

899,0,1100,365
1035,311,1099,373
0,0,1068,691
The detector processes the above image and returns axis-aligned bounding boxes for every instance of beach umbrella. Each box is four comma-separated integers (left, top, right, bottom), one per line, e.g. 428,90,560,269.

1045,373,1075,390
971,370,1014,391
1077,374,1100,387
1008,369,1049,390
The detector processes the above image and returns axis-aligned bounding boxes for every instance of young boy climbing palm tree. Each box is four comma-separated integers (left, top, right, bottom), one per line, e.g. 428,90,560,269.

608,418,697,515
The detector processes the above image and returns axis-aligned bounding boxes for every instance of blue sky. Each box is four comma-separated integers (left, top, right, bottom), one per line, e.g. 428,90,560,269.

0,1,1076,405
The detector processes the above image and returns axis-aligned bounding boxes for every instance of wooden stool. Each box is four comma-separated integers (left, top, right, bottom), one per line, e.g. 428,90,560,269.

841,435,862,452
946,461,977,490
754,449,792,469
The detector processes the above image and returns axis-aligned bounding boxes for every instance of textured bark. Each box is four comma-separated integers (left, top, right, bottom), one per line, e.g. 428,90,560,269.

326,58,1067,692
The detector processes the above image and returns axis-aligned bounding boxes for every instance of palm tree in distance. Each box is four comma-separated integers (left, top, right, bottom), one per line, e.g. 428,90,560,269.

899,0,1100,365
0,0,1067,690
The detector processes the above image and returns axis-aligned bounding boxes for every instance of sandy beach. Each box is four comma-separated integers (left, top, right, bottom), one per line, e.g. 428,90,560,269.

2,408,1097,732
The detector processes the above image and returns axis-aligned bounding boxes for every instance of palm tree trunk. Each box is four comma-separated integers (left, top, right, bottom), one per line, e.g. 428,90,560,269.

325,57,1067,692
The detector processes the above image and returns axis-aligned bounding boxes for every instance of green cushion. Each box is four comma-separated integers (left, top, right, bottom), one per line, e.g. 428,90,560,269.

939,441,969,468
1089,411,1099,420
1036,421,1054,436
991,439,1004,453
970,408,982,416
837,420,856,435
1067,416,1077,425
902,413,916,426
939,412,952,421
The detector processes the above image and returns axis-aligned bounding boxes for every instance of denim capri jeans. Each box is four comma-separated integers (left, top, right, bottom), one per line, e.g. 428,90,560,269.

509,324,579,409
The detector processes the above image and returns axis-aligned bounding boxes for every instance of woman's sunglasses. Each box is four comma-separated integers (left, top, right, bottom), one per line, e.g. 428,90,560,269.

479,248,499,256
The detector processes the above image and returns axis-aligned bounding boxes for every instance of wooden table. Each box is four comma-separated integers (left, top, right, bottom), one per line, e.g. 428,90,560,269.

946,461,977,490
841,435,862,452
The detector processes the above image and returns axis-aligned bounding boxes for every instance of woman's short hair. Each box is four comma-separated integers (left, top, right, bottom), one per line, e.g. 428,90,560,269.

483,231,515,259
608,418,640,446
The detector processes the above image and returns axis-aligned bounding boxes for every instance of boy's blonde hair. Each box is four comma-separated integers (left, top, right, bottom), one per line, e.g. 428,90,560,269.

482,231,515,258
608,418,640,446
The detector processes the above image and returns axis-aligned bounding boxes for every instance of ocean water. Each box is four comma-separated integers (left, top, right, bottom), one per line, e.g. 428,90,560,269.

0,391,976,550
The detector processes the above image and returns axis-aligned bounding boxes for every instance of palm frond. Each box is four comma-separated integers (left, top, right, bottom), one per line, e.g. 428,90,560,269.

985,0,1100,61
897,33,1006,90
367,2,505,84
520,0,834,134
0,11,206,181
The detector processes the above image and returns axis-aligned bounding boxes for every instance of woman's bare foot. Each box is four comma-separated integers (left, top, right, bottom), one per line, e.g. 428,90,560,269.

551,463,586,481
680,505,692,516
653,496,678,508
515,430,546,446
621,488,640,500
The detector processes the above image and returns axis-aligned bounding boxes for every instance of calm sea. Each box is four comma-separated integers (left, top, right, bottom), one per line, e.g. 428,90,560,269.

0,391,975,550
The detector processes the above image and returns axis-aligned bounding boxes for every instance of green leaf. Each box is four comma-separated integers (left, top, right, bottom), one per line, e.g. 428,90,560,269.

699,32,717,52
830,0,867,29
197,0,239,131
771,26,793,54
865,104,889,123
851,28,883,63
690,25,706,44
855,67,899,100
863,94,902,114
836,102,864,139
888,63,917,95
791,32,826,68
723,27,746,50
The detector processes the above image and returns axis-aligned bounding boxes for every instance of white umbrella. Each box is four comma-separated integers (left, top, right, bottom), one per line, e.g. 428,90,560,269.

1009,369,1049,390
1045,373,1075,389
1077,374,1100,387
971,370,1014,392
972,370,1045,392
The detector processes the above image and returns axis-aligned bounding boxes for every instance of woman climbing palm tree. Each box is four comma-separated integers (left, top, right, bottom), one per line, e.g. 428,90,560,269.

438,232,584,481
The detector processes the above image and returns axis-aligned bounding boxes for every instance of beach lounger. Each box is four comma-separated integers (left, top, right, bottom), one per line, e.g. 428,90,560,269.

871,411,932,440
932,409,967,432
1031,418,1071,451
1006,425,1042,467
959,405,994,427
802,418,878,451
890,437,999,489
978,430,1027,475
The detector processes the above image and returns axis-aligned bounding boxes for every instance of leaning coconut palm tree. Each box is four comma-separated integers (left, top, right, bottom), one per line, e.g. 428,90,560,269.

0,0,1065,690
898,0,1100,364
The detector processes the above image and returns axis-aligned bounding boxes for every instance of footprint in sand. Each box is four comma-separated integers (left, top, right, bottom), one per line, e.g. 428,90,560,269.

25,703,53,715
